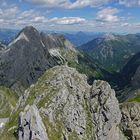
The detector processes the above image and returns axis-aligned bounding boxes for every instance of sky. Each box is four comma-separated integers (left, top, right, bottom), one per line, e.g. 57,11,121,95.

0,0,140,33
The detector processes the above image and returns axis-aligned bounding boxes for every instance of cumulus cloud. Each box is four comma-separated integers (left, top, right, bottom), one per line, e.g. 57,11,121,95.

96,7,120,22
24,0,71,8
23,0,140,9
24,0,111,9
50,17,86,25
119,0,140,7
0,4,87,29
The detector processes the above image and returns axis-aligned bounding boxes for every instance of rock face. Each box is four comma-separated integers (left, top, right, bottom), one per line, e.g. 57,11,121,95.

12,65,124,140
90,80,122,140
0,26,77,94
120,102,140,140
18,105,48,140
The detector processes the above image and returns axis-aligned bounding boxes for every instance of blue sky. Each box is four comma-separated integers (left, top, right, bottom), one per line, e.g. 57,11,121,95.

0,0,140,33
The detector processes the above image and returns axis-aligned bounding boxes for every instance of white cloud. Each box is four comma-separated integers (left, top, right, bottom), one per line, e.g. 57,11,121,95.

0,5,87,29
96,7,120,22
0,1,140,33
121,22,130,27
0,6,18,19
24,0,140,9
24,0,111,9
24,0,71,8
50,17,86,25
68,0,111,9
119,0,140,7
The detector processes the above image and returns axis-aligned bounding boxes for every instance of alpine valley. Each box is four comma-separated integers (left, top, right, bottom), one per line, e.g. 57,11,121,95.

0,26,140,140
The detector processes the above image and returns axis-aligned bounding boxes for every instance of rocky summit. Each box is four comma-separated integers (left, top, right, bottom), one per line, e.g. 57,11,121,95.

0,65,126,140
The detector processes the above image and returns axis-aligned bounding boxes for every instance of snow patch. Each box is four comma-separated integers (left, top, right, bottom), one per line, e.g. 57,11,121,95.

8,32,29,46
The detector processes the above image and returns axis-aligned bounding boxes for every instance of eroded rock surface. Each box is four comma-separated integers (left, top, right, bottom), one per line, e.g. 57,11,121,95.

90,80,122,140
18,104,48,140
120,102,140,140
15,66,124,140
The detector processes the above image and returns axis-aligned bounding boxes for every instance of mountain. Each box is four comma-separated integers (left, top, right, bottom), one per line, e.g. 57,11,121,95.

0,26,140,140
0,26,107,95
0,28,18,45
109,52,140,102
64,31,103,46
0,65,126,140
117,52,140,88
0,26,75,94
79,33,140,72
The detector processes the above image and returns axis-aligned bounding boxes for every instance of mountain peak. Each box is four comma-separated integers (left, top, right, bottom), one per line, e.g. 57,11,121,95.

19,26,39,38
103,33,116,40
8,26,40,46
21,26,38,33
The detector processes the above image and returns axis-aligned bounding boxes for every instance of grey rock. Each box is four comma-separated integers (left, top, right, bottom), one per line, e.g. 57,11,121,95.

16,66,124,140
90,80,122,140
120,102,140,140
18,104,48,140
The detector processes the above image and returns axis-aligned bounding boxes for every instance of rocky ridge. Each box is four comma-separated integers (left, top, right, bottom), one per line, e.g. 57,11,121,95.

0,65,126,140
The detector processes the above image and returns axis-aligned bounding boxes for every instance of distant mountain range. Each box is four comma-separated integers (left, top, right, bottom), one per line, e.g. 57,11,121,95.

0,28,104,47
64,31,104,46
79,33,140,72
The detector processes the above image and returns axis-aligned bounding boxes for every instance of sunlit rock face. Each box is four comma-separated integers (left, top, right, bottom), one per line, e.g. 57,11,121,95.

15,65,124,140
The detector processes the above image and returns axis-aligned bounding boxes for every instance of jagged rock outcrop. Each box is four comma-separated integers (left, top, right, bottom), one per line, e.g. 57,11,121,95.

90,80,123,140
120,102,140,140
8,65,124,140
18,105,48,140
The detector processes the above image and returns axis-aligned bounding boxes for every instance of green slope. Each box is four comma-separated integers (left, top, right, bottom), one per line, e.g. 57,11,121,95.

79,34,140,72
